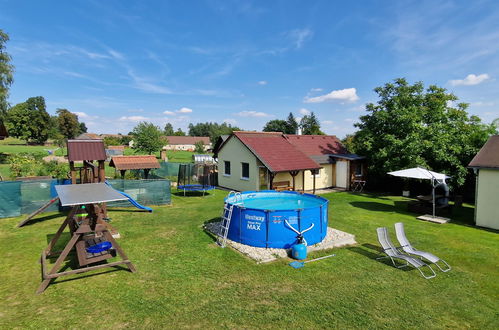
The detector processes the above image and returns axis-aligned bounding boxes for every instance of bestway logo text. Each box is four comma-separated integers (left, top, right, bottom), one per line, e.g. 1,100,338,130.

245,214,264,222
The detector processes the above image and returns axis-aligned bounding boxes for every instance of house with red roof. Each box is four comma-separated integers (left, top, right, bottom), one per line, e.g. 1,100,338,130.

162,136,212,151
214,131,366,193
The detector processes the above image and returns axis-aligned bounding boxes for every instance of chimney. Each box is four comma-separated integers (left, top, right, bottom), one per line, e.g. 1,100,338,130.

297,127,302,135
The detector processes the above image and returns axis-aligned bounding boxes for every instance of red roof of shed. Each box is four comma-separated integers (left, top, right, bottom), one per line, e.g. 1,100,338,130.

109,155,160,170
468,135,499,169
285,135,347,156
233,132,320,173
67,139,106,162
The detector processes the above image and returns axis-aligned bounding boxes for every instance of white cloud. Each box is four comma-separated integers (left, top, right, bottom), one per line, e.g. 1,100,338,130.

223,118,238,125
311,88,323,92
322,120,334,125
177,107,193,114
344,118,354,123
119,116,149,122
108,49,125,60
471,101,495,107
258,80,267,85
288,28,313,49
236,111,270,117
72,111,89,118
449,73,490,86
163,110,175,116
304,88,359,103
299,108,311,115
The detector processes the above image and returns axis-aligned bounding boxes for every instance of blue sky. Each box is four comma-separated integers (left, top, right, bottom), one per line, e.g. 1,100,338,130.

1,0,498,138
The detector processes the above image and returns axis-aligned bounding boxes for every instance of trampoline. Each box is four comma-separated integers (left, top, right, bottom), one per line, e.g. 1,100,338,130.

177,164,216,196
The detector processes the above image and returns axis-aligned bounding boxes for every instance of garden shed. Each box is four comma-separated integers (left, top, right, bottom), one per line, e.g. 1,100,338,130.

468,135,499,230
110,155,160,179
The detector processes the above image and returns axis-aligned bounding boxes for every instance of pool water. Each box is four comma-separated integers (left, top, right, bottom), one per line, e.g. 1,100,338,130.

238,195,322,210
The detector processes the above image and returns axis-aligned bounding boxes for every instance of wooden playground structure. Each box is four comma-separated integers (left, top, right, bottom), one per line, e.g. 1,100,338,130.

37,183,136,294
34,140,137,293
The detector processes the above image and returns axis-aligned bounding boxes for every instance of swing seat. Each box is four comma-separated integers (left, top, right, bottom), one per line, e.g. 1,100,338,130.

86,241,112,254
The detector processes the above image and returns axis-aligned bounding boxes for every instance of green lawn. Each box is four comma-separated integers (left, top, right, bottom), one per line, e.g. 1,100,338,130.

0,191,497,328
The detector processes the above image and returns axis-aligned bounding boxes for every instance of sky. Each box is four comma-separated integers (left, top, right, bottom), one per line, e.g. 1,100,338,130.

1,0,499,138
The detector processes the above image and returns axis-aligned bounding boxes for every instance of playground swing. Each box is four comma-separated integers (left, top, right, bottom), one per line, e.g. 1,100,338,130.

36,183,136,294
177,164,216,196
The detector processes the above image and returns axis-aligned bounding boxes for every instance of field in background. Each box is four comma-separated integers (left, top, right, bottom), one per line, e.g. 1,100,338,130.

0,138,200,179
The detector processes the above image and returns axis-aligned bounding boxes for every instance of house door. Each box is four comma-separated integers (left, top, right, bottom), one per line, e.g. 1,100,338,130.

259,167,269,190
336,161,348,188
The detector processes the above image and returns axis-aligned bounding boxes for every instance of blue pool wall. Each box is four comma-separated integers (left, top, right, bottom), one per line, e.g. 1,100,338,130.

225,190,329,249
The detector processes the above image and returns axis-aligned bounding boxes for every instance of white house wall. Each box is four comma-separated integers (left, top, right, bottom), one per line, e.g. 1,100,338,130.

476,169,499,230
217,137,259,191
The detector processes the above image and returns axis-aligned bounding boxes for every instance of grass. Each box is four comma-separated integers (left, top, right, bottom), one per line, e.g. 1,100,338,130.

0,191,497,328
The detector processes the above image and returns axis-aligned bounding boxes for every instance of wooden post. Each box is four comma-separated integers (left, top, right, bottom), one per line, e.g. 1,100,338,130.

120,170,126,179
302,171,305,192
70,161,77,184
269,172,275,190
312,170,317,194
98,160,105,182
289,171,299,191
144,169,150,179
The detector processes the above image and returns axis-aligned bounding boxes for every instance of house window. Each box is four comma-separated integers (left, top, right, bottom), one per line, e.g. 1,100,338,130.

224,161,231,176
355,164,363,177
310,168,321,178
241,162,249,180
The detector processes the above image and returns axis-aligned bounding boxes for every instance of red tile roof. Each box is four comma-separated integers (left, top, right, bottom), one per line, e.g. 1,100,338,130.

233,131,320,173
67,139,106,161
107,145,125,151
468,135,499,169
164,136,211,145
285,135,347,156
109,155,160,170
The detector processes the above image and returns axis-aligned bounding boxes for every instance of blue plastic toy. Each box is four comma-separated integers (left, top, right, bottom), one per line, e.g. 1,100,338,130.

86,241,113,254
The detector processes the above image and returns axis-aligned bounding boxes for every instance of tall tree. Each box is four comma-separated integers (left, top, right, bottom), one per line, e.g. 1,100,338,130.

0,29,14,117
56,109,80,140
131,122,164,155
263,119,289,133
188,122,241,143
174,128,186,136
352,78,497,188
286,112,299,134
79,122,87,134
300,112,324,135
5,96,51,144
164,123,175,135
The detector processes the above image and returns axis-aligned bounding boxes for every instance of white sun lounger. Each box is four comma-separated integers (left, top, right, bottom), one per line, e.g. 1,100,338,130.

394,222,451,272
376,227,436,279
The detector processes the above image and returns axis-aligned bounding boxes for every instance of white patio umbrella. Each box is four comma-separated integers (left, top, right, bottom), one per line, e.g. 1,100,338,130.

387,167,451,217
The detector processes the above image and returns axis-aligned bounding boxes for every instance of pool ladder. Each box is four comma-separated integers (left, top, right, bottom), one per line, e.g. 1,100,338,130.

217,191,242,248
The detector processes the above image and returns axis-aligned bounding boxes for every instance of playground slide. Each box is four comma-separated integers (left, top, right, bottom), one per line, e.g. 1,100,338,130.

105,182,153,212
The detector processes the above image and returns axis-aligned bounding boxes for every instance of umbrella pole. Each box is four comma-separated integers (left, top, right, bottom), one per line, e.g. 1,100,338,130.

432,178,436,218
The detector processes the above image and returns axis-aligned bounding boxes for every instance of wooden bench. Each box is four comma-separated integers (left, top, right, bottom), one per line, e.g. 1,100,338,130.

272,181,293,191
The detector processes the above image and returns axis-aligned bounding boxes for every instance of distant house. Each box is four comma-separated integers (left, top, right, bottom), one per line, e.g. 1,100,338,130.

163,136,211,151
213,131,366,193
468,135,499,230
75,132,101,140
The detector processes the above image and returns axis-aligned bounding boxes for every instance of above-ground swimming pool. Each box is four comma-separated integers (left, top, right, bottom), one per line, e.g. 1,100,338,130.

225,191,329,248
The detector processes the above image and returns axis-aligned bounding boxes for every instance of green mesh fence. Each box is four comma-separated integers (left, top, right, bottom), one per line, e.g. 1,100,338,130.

0,179,171,219
0,179,60,219
106,179,171,207
150,162,182,178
